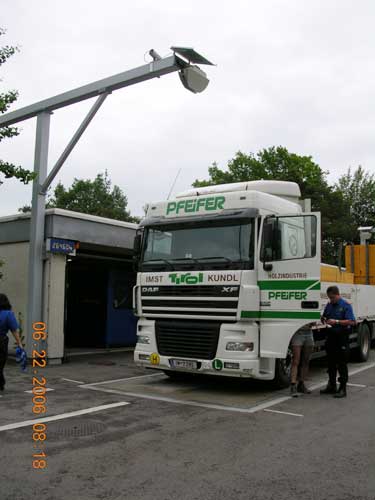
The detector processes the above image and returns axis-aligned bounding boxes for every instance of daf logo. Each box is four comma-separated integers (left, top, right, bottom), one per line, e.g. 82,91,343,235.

221,286,238,293
142,287,159,293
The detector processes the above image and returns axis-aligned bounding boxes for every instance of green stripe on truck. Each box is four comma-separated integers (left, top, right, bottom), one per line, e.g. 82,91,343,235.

258,280,320,290
241,310,321,319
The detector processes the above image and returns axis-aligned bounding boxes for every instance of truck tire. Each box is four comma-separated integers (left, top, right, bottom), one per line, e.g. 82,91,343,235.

272,347,292,389
352,323,371,362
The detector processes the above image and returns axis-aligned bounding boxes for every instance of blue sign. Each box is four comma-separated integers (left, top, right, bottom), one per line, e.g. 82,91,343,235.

46,238,76,255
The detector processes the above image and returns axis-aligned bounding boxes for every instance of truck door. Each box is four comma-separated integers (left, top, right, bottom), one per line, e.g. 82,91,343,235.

258,213,321,358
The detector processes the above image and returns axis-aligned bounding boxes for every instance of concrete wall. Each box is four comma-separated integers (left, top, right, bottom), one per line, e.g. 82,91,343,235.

43,253,66,363
0,243,66,361
0,242,29,352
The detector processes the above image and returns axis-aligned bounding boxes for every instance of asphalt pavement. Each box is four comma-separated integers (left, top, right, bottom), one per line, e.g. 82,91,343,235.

0,350,374,500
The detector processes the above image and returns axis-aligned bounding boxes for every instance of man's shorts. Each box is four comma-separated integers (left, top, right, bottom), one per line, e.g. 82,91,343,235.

291,329,314,347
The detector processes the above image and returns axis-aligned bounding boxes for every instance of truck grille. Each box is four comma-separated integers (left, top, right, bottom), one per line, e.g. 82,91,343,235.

141,285,239,320
141,285,239,297
155,320,220,360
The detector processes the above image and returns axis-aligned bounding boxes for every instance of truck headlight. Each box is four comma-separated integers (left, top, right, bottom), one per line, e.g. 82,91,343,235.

137,335,151,345
226,342,254,352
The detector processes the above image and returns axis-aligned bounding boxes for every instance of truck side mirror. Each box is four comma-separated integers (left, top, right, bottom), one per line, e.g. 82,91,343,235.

261,218,276,268
133,232,143,271
134,233,142,255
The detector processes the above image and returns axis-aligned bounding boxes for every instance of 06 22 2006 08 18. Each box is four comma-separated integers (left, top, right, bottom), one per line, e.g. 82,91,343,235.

30,321,48,470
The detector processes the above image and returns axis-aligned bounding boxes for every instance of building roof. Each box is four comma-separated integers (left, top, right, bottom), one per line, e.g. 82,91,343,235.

0,208,138,229
0,209,138,251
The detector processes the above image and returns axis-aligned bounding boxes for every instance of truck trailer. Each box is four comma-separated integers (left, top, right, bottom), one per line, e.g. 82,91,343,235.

133,180,375,387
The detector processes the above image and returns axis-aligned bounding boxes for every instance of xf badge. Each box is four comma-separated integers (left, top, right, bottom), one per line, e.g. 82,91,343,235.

221,286,238,293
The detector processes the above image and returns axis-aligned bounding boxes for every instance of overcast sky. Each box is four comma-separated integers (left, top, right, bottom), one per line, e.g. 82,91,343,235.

1,0,374,218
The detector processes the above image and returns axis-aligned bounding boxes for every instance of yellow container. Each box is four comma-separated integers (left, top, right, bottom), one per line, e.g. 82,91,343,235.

320,264,354,283
345,244,375,285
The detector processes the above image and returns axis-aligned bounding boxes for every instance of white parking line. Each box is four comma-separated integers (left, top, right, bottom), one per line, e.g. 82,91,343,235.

347,362,375,376
82,385,262,413
79,360,375,415
80,372,164,387
61,378,85,384
83,385,293,414
308,362,375,392
24,388,54,394
264,409,304,417
347,383,367,388
0,402,130,432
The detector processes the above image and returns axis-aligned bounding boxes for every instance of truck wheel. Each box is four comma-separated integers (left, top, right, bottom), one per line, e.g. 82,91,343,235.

353,323,371,362
272,347,292,389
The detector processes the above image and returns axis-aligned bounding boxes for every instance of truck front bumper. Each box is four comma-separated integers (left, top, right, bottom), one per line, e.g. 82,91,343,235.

135,351,274,380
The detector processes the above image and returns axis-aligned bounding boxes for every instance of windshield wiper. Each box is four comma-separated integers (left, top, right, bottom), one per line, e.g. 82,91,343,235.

142,258,174,269
170,257,201,266
197,256,234,264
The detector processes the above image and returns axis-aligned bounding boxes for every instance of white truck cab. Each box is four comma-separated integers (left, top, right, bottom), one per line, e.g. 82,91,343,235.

133,180,373,387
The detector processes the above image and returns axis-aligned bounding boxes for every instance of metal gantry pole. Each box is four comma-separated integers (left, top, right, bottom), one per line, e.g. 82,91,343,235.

26,112,51,356
0,47,214,361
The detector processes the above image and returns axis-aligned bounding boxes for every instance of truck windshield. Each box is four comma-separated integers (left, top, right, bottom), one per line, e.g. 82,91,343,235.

141,221,254,271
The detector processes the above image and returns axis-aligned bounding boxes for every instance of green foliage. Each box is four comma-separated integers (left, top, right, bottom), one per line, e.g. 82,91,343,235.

193,146,373,264
0,28,35,186
194,147,329,208
47,170,139,223
336,166,375,238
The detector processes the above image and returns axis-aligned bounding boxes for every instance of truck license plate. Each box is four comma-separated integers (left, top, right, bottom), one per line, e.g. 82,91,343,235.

170,359,198,370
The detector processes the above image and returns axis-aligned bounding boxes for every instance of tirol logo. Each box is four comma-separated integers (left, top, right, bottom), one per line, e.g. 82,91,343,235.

169,272,203,285
166,196,225,215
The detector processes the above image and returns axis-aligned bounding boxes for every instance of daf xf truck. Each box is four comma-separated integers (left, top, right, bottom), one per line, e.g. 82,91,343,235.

133,180,375,387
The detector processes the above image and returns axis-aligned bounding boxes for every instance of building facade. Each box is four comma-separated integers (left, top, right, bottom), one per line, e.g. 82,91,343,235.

0,209,137,363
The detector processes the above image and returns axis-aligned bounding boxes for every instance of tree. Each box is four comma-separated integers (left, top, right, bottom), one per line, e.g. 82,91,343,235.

193,146,354,264
46,171,139,222
194,147,330,211
0,28,35,186
336,166,375,242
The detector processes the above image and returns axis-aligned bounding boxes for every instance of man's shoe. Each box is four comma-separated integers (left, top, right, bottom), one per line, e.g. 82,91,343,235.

320,383,337,395
334,386,347,398
290,384,299,397
297,382,311,394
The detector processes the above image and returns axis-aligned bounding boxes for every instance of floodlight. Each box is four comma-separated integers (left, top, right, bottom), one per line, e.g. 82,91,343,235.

170,46,213,94
179,65,210,94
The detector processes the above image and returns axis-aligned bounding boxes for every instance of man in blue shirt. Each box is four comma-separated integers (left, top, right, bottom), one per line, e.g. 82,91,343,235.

320,285,356,398
0,293,23,391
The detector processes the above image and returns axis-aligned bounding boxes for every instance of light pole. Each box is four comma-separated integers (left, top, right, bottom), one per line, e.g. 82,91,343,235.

0,46,214,358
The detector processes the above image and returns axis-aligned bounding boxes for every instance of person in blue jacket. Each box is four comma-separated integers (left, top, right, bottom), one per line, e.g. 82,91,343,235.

320,286,356,398
0,293,23,391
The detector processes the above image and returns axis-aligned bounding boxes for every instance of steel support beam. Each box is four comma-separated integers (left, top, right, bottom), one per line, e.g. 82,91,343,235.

40,92,109,193
0,56,186,127
26,112,51,356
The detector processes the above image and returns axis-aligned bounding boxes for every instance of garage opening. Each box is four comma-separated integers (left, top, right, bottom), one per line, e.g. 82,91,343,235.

64,254,137,349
